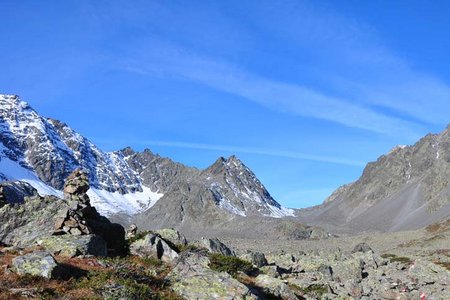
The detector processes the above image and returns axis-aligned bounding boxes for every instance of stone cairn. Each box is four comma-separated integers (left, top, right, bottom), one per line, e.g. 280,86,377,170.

53,169,93,236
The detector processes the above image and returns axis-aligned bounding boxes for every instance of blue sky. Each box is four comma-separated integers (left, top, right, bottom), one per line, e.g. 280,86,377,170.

1,0,450,208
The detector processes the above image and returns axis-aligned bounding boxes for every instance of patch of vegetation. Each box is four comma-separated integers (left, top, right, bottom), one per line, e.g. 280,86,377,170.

289,283,328,298
208,253,255,277
0,247,182,300
177,243,201,253
425,219,450,234
433,261,450,271
381,253,413,264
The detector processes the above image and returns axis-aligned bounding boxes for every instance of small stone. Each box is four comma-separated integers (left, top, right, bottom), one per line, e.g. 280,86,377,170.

70,228,82,236
68,200,79,210
352,243,373,253
64,217,78,228
54,217,66,230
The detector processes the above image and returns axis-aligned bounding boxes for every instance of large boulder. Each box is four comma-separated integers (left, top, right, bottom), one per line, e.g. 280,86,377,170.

156,228,188,247
167,250,257,299
253,274,298,300
37,234,107,258
12,251,59,279
196,237,235,256
266,252,296,271
239,251,268,268
130,233,179,263
0,195,66,246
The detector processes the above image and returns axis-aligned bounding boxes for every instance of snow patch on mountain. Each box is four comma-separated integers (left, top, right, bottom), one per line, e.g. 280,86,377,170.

87,186,164,216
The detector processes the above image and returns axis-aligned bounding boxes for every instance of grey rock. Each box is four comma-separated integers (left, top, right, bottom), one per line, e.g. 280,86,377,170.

130,233,179,263
239,250,268,268
167,250,257,299
0,194,66,246
266,252,296,271
37,234,107,257
259,265,281,278
196,237,236,256
352,242,373,253
12,251,59,278
156,228,188,247
253,274,298,300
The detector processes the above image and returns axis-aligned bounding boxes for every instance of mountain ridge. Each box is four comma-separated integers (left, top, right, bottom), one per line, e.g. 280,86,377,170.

298,125,450,233
0,94,294,223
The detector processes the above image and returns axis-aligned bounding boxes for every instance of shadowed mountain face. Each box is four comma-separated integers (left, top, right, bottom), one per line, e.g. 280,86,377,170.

298,125,450,234
0,94,299,238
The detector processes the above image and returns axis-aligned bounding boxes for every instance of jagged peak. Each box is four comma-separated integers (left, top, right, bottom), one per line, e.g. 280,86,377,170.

119,146,136,157
46,118,68,127
0,94,31,110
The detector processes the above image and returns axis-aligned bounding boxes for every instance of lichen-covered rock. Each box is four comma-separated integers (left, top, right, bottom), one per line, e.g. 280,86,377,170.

12,251,59,278
37,234,107,258
266,252,296,271
168,250,257,300
130,233,179,263
253,274,298,300
156,228,188,247
196,237,236,257
0,195,66,246
239,250,268,268
352,242,373,253
260,265,281,278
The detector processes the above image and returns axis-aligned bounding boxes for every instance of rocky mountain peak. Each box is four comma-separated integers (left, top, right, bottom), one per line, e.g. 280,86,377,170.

1,94,295,222
302,124,450,233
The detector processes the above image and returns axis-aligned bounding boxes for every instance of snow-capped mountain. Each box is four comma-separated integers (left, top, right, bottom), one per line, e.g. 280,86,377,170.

0,94,292,219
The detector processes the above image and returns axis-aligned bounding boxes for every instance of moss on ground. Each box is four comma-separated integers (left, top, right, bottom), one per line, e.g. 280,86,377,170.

208,253,254,277
381,253,413,264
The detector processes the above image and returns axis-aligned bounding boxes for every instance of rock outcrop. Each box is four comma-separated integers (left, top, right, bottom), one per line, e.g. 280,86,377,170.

0,181,37,206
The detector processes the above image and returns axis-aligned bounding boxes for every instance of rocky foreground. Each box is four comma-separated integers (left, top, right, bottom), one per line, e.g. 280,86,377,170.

0,170,449,299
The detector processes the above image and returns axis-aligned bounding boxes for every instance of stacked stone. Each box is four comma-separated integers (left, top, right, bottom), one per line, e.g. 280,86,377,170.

54,169,93,236
63,169,91,209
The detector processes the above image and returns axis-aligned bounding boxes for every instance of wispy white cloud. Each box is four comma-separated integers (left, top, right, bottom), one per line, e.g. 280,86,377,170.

140,140,365,167
121,44,423,138
118,1,450,135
